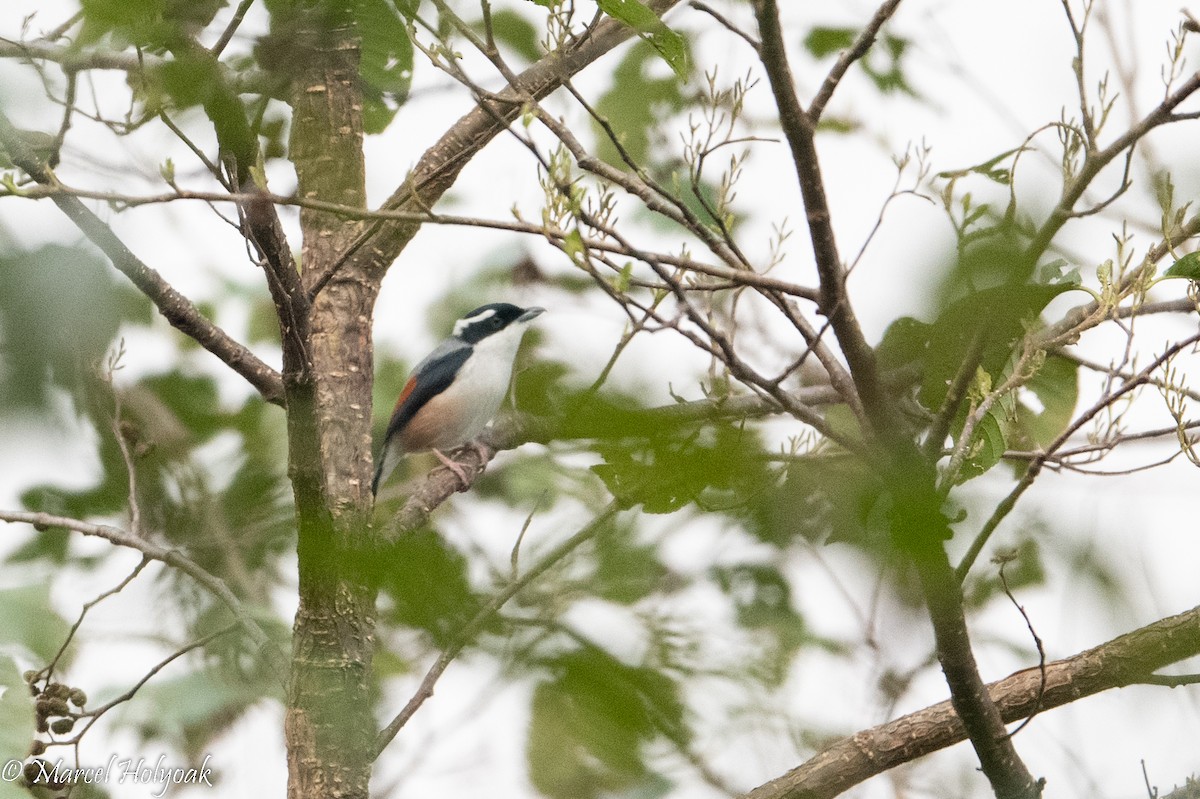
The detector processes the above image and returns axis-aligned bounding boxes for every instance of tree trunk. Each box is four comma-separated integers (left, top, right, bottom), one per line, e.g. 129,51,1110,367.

281,4,378,798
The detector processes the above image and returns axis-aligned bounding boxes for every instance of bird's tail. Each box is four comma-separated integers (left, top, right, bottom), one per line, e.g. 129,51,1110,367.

372,441,401,496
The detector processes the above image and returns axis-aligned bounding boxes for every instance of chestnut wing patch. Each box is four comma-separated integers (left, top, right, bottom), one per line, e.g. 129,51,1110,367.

383,346,472,444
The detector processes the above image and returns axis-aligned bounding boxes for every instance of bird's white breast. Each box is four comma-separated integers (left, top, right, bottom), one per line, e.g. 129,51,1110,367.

433,321,528,446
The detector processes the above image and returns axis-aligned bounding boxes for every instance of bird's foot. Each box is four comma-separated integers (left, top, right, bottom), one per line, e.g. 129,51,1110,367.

467,438,492,462
432,448,472,491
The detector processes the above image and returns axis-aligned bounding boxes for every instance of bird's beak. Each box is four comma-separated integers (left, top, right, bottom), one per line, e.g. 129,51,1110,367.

519,306,546,323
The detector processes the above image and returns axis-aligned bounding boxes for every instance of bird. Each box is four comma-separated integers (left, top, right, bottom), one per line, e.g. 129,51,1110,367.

372,302,545,496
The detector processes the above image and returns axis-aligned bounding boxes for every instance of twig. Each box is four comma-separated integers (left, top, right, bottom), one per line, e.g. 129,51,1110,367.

809,0,905,122
64,624,239,744
956,331,1200,581
210,0,256,57
998,559,1047,738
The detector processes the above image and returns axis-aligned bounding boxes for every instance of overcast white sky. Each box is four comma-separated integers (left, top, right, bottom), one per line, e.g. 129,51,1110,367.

1,0,1199,797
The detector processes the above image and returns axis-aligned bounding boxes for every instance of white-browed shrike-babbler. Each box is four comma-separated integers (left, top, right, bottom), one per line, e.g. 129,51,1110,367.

372,303,544,495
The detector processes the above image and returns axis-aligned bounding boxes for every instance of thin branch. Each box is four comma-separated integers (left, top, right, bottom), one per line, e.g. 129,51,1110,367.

752,0,897,444
40,557,151,684
1136,673,1200,687
998,559,1047,739
65,624,239,743
809,0,905,122
690,1,760,51
0,510,270,649
210,0,256,57
956,331,1200,582
1026,68,1200,261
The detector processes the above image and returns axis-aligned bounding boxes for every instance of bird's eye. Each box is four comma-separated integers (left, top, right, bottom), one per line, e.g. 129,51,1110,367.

491,318,503,329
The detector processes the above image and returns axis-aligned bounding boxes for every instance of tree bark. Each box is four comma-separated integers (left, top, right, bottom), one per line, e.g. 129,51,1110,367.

281,5,378,799
746,603,1200,799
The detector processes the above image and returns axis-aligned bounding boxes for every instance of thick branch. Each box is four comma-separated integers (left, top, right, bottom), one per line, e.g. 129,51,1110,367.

752,4,1039,796
746,602,1200,799
320,0,683,292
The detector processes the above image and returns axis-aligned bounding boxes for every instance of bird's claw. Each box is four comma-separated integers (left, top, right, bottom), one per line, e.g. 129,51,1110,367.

432,448,473,491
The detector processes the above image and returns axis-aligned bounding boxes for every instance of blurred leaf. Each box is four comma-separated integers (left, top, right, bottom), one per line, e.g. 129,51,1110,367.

592,422,769,514
803,27,916,96
803,26,855,57
486,9,542,61
355,0,415,133
862,34,915,95
594,41,687,167
0,584,73,663
955,406,1007,483
6,527,72,565
369,529,484,645
117,668,270,761
875,316,931,369
593,523,670,604
746,455,879,547
1013,354,1079,449
921,280,1081,413
711,563,809,685
1163,251,1200,281
0,245,148,410
0,656,36,772
135,373,223,443
528,647,683,799
596,0,688,79
0,128,59,170
151,44,257,182
79,0,173,49
712,564,796,629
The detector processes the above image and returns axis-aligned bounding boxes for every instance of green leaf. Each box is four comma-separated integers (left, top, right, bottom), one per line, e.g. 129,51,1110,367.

1014,354,1079,448
354,0,415,133
875,316,930,369
368,529,484,646
861,34,916,96
596,0,688,80
116,668,270,759
1163,251,1200,281
592,423,768,514
711,564,810,685
956,406,1007,482
527,647,684,799
0,244,148,410
593,523,669,604
593,42,686,168
487,9,542,61
0,656,36,774
0,584,73,663
803,26,855,58
920,278,1084,414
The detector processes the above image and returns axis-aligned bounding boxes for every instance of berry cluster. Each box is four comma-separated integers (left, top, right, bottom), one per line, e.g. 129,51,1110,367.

22,671,87,789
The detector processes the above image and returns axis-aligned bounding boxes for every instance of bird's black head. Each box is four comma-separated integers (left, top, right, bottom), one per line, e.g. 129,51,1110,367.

453,303,544,344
